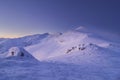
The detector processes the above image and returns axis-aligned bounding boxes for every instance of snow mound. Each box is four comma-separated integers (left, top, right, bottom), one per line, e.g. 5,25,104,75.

5,47,35,60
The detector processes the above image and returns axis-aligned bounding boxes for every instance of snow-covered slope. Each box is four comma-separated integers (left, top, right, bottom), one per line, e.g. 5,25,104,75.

0,33,49,54
25,29,114,61
22,27,120,80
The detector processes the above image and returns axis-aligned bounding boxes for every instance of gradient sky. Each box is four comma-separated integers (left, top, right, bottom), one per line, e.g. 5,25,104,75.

0,0,120,38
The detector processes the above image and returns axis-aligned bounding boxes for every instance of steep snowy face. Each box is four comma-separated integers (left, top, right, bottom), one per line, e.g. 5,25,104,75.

0,33,49,54
46,43,119,65
25,30,112,61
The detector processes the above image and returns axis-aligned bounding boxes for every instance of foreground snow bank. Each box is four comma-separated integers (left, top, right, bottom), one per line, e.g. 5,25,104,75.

0,58,120,80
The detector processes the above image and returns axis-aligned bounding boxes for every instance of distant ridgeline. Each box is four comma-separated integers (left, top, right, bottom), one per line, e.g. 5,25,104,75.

0,33,49,54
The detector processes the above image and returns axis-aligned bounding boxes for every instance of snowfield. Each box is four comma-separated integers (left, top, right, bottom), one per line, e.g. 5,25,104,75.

1,58,120,80
0,27,120,80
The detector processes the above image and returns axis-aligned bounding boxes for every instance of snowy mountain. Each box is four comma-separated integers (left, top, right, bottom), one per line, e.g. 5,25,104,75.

25,27,119,61
0,27,120,80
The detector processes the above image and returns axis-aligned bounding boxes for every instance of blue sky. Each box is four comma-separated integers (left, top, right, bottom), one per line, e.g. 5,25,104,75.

0,0,120,38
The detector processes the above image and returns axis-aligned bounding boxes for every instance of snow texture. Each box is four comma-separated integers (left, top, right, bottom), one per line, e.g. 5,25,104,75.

0,27,120,80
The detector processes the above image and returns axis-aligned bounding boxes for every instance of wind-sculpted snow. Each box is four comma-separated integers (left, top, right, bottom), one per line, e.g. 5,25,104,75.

24,28,120,80
0,27,120,80
25,31,112,61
